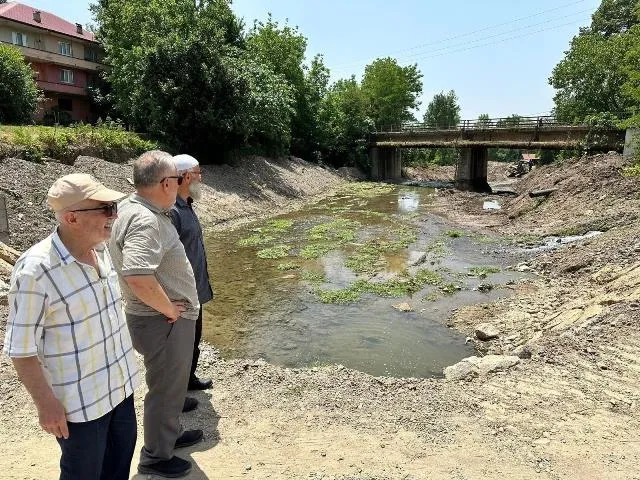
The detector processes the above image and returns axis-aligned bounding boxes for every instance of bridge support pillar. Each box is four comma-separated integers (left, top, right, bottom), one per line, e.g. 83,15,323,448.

624,128,639,160
370,147,402,180
456,147,491,192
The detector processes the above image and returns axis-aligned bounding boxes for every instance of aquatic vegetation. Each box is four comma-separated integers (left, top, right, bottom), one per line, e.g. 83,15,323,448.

337,182,394,198
301,270,326,283
468,266,501,277
264,219,294,233
256,245,290,259
277,262,300,271
425,240,448,257
238,234,276,247
307,218,360,243
423,291,439,302
439,282,462,295
299,243,333,259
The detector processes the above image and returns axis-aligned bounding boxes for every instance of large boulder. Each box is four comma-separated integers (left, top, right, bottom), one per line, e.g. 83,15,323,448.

444,355,520,381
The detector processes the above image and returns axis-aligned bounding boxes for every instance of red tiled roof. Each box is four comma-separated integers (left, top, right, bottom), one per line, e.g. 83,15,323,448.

0,2,96,43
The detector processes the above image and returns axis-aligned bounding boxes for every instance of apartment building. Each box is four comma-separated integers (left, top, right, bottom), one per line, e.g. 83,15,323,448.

0,1,104,123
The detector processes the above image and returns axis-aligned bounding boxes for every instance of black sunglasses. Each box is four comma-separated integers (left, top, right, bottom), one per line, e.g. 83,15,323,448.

159,175,184,186
70,203,118,216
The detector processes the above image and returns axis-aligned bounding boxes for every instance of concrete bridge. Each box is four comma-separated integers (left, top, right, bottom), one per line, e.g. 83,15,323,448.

368,116,628,190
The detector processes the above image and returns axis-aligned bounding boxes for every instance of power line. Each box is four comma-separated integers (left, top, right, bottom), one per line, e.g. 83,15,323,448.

331,0,591,68
397,8,593,62
403,17,589,63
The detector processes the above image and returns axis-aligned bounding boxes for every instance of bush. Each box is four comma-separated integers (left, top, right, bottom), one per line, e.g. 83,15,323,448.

0,122,157,163
0,44,41,124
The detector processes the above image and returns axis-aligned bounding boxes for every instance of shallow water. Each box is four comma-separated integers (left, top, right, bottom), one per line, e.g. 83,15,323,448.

202,185,524,378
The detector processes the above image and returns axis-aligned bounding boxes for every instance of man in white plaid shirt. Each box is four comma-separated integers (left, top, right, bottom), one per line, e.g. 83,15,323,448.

3,174,140,480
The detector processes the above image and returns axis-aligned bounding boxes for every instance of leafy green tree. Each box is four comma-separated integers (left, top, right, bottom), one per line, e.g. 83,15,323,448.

550,32,635,121
584,0,640,37
423,90,461,128
622,25,640,125
361,57,423,128
477,113,491,126
246,16,324,156
318,77,371,168
0,44,40,124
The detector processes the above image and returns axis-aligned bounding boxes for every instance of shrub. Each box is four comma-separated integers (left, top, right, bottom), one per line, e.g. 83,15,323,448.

0,44,41,124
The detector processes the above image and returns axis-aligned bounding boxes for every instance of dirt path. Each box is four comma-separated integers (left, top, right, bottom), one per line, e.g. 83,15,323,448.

1,153,640,479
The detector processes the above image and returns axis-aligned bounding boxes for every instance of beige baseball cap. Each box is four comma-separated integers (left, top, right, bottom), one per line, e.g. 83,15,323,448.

47,173,126,212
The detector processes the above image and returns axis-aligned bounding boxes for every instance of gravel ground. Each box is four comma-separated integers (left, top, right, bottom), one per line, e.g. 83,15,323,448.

1,153,639,479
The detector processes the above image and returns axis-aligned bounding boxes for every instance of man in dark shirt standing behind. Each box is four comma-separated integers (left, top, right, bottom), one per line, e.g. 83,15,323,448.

170,154,214,391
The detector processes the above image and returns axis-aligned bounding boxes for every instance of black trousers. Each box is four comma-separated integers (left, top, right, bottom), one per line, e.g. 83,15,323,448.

190,305,203,381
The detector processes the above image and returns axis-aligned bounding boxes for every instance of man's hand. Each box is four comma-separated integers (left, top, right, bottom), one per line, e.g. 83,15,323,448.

36,395,69,439
167,301,187,323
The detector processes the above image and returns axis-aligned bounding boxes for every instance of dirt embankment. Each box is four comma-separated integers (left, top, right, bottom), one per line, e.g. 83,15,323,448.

1,153,640,479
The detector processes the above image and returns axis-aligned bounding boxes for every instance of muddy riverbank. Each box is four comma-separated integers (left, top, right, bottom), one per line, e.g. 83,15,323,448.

1,153,640,479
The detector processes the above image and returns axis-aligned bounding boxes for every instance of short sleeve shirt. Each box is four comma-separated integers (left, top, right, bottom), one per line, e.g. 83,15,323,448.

2,231,140,422
109,194,199,320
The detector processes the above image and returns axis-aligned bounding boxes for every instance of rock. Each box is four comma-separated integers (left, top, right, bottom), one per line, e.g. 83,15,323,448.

392,302,413,312
516,263,533,272
408,251,427,266
477,355,520,375
512,345,532,359
443,357,480,381
475,323,500,341
478,283,493,292
0,242,20,265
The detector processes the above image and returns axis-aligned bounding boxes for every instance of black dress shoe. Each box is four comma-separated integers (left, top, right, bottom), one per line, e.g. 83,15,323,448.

182,396,198,413
175,428,204,449
188,376,213,390
138,456,192,478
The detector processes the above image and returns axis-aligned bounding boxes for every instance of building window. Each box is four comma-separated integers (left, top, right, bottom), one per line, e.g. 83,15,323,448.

11,32,28,47
59,69,74,84
58,98,73,112
84,48,98,62
58,41,73,57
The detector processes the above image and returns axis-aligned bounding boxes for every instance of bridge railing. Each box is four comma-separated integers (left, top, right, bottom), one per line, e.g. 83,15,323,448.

375,115,567,133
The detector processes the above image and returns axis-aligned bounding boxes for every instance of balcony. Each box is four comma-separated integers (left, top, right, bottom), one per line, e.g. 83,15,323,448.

3,41,103,72
36,80,87,97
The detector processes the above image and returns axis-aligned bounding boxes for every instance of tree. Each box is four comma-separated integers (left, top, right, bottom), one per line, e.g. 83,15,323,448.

423,90,460,128
584,0,640,37
0,44,40,124
550,32,635,121
361,57,423,128
477,113,491,126
549,0,640,122
318,77,371,168
622,25,640,125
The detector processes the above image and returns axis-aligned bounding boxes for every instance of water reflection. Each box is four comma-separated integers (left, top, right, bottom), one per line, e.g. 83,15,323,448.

397,191,420,212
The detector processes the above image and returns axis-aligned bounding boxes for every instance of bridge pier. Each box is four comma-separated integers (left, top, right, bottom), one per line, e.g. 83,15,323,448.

456,147,491,192
370,147,402,180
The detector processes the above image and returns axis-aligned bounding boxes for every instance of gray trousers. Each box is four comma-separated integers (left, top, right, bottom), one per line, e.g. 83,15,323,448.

126,313,195,465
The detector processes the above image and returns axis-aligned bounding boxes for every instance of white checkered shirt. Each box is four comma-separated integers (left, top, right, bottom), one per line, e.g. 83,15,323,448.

3,231,140,422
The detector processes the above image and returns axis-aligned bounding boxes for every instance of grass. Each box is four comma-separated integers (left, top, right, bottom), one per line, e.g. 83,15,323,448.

0,122,157,163
444,230,464,238
256,245,290,259
468,266,501,277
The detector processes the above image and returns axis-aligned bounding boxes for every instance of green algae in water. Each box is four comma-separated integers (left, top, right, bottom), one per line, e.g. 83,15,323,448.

301,270,326,283
256,245,290,259
238,234,276,247
299,243,333,259
468,266,501,277
276,262,300,271
307,218,360,243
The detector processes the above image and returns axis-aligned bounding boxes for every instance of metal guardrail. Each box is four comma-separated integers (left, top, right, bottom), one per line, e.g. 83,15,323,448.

374,115,575,133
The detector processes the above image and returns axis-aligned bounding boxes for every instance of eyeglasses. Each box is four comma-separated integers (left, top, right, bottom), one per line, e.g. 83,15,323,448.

70,203,118,216
159,175,184,186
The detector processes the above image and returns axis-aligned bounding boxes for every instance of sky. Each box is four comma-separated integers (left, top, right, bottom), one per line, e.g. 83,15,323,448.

22,0,601,120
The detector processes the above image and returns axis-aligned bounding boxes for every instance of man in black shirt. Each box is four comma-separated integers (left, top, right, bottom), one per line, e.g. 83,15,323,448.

169,154,214,391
